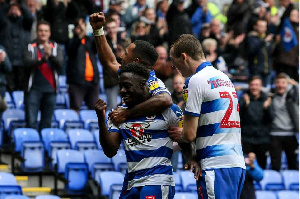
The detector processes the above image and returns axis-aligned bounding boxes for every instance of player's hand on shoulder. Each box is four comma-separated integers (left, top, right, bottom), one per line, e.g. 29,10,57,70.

185,158,202,180
89,12,106,30
108,107,128,124
95,99,107,118
168,126,183,142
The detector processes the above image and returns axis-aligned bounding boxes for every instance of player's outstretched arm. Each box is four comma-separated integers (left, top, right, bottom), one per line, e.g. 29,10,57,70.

109,92,172,123
95,99,121,158
89,12,120,77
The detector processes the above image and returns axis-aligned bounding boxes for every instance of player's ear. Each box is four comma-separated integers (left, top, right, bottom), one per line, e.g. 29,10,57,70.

181,53,187,61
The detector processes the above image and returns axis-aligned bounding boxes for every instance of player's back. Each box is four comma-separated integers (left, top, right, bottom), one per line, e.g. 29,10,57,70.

185,66,245,170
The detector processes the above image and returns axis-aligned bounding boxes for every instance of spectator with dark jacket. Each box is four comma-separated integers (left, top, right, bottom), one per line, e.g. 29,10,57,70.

23,21,63,131
0,2,33,92
246,19,274,86
239,76,273,169
270,73,299,171
0,45,12,111
25,0,44,41
240,152,264,199
166,0,192,47
66,18,99,112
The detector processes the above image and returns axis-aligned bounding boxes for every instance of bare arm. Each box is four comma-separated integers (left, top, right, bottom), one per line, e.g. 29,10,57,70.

182,114,198,142
109,92,172,123
89,12,120,77
95,99,121,158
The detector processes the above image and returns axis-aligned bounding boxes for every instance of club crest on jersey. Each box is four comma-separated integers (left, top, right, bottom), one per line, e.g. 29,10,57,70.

125,122,150,138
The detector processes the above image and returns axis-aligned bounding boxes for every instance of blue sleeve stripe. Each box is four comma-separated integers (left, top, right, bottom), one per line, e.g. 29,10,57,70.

170,104,183,117
125,147,173,162
197,145,243,160
128,165,173,181
197,123,241,137
184,111,200,117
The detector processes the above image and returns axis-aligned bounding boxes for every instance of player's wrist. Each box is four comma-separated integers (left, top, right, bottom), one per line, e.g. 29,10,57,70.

93,27,104,36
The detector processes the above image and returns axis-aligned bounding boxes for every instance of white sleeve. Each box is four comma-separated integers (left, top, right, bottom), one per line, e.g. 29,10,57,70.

184,77,203,117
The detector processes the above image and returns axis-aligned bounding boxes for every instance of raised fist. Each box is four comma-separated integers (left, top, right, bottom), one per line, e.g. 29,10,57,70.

89,12,106,30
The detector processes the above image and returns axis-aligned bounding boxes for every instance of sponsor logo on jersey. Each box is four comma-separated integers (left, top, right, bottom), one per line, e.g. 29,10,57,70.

183,88,188,102
148,80,159,91
125,122,152,147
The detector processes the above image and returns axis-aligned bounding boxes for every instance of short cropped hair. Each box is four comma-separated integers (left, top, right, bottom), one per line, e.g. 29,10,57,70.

248,75,262,84
132,40,158,67
276,73,289,80
37,20,51,30
171,34,205,60
119,62,150,80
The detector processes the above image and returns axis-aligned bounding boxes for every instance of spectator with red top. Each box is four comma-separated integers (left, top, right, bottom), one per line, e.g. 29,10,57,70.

23,21,63,131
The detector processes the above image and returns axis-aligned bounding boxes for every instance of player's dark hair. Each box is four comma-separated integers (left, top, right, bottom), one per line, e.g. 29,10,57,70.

171,34,205,60
119,62,150,80
132,40,158,67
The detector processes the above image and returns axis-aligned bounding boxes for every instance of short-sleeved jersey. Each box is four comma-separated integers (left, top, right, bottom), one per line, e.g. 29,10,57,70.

118,69,170,96
108,104,183,190
183,62,245,171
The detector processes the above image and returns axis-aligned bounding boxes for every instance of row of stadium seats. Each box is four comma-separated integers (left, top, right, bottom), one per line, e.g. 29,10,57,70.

0,172,60,199
256,190,299,199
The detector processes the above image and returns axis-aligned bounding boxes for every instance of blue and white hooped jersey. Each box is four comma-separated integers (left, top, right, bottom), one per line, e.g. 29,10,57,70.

108,104,183,190
183,62,245,171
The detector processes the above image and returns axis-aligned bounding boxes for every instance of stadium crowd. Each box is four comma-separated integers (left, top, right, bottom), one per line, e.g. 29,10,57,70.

0,0,298,198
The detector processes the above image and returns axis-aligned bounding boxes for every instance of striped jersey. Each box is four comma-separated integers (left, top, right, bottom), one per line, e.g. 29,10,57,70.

108,104,183,189
183,61,245,171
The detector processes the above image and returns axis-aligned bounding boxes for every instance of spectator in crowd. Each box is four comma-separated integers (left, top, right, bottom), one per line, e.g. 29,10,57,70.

199,23,210,42
171,74,185,110
270,73,299,171
123,0,148,36
106,5,126,33
202,38,228,74
248,3,271,33
103,18,121,111
186,0,212,39
239,76,273,169
155,0,169,19
23,21,63,131
68,0,95,19
276,0,295,34
226,0,251,35
0,1,33,92
246,19,274,86
106,0,123,14
274,9,299,81
66,18,99,112
25,0,44,41
166,0,192,47
92,0,104,13
153,46,172,87
240,152,264,199
208,19,224,48
0,45,12,115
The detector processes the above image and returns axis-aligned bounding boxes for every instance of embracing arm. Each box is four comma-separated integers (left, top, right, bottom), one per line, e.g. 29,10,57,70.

89,12,120,77
95,99,121,158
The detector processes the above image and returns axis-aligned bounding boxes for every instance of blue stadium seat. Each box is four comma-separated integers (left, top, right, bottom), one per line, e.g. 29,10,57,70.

79,110,98,131
56,93,67,109
35,196,60,199
177,151,183,170
109,184,122,199
277,190,299,199
56,150,88,193
99,93,107,104
58,75,67,93
4,196,30,199
13,128,45,171
54,109,83,131
111,149,127,173
281,170,299,190
67,129,96,151
2,109,25,136
0,173,22,199
260,170,285,190
254,180,262,190
93,130,101,150
174,172,183,192
12,91,24,109
5,92,15,109
180,171,197,192
255,191,277,199
174,192,198,199
98,171,124,195
41,128,70,168
84,149,114,178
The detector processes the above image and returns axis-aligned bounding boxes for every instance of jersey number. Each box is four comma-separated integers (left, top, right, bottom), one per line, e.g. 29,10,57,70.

219,91,240,128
